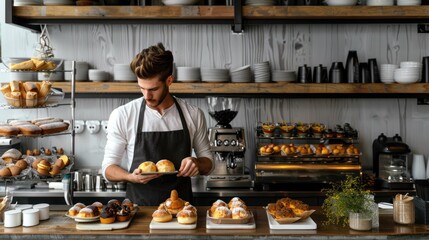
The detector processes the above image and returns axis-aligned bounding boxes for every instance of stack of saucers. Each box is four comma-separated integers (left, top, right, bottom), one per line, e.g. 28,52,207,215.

230,65,252,83
114,64,136,82
379,64,398,84
176,67,201,82
89,69,109,82
272,70,296,82
14,0,42,6
394,61,422,84
253,62,271,83
245,0,276,5
43,0,75,5
201,68,229,83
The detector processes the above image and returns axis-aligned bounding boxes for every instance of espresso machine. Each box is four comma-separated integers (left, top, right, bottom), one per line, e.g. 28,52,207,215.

206,97,253,189
373,133,413,189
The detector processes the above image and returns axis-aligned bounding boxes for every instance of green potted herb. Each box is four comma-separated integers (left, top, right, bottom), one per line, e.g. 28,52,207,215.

322,175,374,230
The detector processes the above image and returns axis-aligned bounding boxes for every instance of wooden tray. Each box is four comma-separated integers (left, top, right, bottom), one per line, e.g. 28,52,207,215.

206,211,255,229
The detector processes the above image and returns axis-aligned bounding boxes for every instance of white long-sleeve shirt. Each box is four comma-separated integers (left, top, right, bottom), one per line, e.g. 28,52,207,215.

102,97,213,179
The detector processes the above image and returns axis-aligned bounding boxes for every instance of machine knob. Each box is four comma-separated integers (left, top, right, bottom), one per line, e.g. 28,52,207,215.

230,140,237,146
378,133,387,142
223,140,230,146
393,134,402,142
216,139,223,146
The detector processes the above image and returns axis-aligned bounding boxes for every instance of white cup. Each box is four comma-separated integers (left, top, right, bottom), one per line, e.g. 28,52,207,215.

4,210,21,228
33,203,50,220
412,154,426,180
22,209,40,227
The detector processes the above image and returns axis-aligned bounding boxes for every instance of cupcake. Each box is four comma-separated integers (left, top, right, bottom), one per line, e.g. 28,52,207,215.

100,206,116,224
116,205,131,222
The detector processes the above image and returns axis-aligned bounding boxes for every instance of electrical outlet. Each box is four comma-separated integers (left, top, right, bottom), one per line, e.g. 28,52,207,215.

86,120,101,134
74,120,85,134
101,120,109,134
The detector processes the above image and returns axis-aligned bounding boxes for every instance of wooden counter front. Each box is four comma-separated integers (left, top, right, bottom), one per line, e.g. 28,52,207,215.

0,206,428,239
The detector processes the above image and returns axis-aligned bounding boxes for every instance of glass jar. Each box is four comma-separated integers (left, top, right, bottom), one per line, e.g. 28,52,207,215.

393,198,415,224
349,212,372,231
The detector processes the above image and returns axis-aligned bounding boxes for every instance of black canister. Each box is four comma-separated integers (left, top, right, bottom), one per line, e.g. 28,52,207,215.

368,58,381,83
359,62,370,83
422,56,429,83
329,62,345,83
313,65,328,83
298,65,312,83
345,50,360,83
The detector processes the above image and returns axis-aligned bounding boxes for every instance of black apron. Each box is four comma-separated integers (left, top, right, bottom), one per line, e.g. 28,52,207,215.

126,97,192,206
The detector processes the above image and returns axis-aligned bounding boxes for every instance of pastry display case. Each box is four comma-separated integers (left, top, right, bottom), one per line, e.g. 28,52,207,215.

254,122,362,191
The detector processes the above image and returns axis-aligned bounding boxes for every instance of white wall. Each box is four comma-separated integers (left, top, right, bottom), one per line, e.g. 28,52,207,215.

2,3,429,175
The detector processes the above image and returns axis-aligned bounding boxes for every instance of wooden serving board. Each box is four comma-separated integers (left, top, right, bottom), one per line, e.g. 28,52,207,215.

76,208,138,231
266,211,317,230
149,218,197,229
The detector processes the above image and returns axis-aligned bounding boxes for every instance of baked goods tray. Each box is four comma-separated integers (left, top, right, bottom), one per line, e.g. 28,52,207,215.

206,211,255,229
265,210,317,230
149,218,197,229
76,208,138,231
28,155,74,179
0,88,66,109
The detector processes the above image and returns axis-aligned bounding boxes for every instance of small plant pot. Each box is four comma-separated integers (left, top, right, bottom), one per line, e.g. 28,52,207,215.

349,212,372,231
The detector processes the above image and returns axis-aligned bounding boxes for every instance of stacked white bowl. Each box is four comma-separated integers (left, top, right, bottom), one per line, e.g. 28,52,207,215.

176,67,201,82
397,0,421,5
253,62,271,83
89,69,109,82
230,65,252,83
379,64,398,84
201,68,229,83
113,64,136,82
366,0,394,5
394,61,422,84
14,0,42,6
325,0,358,6
272,70,296,82
43,0,75,5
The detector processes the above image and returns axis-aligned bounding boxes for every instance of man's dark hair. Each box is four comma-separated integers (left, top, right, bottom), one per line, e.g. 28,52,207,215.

130,42,174,82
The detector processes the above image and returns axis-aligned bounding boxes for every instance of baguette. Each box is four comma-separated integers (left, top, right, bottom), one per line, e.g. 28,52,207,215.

23,82,38,92
10,59,34,70
39,81,52,98
16,124,42,136
39,122,69,135
25,91,38,107
0,84,11,95
10,80,20,92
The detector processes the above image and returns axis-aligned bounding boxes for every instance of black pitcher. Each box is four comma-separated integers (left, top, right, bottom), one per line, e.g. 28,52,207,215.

345,50,360,83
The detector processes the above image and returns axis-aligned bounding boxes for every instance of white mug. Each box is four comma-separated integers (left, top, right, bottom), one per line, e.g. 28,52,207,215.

412,154,426,180
33,203,50,220
4,210,21,228
22,209,39,227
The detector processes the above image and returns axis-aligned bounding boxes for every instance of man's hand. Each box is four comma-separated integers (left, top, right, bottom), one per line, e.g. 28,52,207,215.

127,168,161,184
177,157,199,177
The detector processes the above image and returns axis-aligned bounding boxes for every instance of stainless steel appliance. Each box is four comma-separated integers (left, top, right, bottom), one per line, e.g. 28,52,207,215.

206,97,253,189
372,133,413,189
254,124,362,191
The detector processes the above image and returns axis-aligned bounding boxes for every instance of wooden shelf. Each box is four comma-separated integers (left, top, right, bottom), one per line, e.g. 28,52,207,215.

52,82,429,97
8,5,429,32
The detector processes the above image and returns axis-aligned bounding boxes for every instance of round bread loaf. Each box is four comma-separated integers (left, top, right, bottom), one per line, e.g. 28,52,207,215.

156,159,175,172
9,166,22,176
177,209,197,224
152,204,172,223
138,161,157,172
15,159,28,170
0,167,12,177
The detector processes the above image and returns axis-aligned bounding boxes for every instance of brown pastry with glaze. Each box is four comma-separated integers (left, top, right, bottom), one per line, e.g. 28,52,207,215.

49,165,61,176
152,204,172,223
0,168,12,177
31,158,42,169
15,159,28,170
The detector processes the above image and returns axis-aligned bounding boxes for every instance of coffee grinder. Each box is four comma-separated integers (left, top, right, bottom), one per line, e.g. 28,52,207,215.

206,97,253,189
373,133,413,189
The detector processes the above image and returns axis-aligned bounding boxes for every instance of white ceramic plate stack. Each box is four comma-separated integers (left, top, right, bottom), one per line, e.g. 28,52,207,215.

230,65,252,83
43,0,75,5
89,69,109,82
113,64,137,82
253,62,271,83
162,0,199,5
14,0,42,6
394,61,422,84
272,70,296,82
366,0,394,5
397,0,421,5
379,64,398,84
176,67,201,82
201,68,229,83
245,0,276,6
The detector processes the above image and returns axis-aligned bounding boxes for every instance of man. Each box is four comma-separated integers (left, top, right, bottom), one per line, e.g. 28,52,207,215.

102,43,213,206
